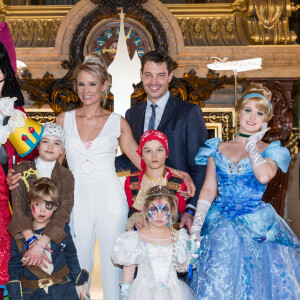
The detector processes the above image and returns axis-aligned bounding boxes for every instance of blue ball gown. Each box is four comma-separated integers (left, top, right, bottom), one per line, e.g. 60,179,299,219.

190,138,300,300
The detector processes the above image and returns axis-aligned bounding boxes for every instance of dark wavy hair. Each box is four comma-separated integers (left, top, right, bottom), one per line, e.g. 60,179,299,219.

0,42,24,107
140,50,177,75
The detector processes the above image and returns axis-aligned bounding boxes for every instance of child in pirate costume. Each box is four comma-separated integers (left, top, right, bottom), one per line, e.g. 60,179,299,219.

125,130,188,231
7,178,88,300
8,123,74,269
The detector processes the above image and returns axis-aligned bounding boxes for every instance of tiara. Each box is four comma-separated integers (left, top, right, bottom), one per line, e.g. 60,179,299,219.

83,55,105,68
145,185,175,198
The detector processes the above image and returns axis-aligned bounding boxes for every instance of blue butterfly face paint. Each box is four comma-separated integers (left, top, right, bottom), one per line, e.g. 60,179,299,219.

147,199,171,222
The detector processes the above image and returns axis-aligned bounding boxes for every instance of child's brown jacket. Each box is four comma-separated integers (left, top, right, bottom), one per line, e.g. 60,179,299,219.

8,160,74,244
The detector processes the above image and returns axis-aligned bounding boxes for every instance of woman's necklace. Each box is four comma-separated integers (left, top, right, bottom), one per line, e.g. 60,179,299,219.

82,118,99,142
237,132,251,138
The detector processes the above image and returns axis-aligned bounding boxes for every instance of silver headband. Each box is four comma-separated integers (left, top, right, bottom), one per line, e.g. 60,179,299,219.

145,185,175,198
83,55,105,68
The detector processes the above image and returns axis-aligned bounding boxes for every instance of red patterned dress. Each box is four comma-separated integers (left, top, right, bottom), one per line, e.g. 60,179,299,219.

0,140,14,286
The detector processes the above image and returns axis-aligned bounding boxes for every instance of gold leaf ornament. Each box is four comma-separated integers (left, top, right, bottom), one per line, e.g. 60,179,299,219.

254,0,284,30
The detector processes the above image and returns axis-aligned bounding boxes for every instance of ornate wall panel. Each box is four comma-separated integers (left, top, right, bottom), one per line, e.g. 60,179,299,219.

168,1,299,46
178,16,248,46
202,108,235,141
243,0,299,44
1,0,299,49
6,19,61,47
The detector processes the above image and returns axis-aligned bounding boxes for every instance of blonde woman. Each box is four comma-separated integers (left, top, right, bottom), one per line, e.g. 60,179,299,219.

56,53,141,299
190,84,300,299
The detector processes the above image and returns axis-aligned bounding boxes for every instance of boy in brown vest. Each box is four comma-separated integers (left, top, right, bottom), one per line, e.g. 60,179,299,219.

8,123,74,269
6,178,87,299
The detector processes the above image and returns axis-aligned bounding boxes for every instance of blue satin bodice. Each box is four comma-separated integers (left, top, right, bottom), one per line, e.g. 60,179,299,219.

195,138,290,220
194,138,298,248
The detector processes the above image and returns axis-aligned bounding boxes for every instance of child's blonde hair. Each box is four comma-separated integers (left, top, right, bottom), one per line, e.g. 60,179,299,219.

142,185,178,225
28,178,60,206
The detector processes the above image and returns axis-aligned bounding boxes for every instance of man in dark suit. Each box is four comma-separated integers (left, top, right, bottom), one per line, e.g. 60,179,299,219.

116,50,207,231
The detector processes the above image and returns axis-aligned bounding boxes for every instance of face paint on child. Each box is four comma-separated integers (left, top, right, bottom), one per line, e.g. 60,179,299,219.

147,200,171,222
43,199,56,211
31,199,56,212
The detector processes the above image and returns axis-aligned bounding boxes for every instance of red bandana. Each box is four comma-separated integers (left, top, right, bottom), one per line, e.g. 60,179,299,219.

137,130,169,170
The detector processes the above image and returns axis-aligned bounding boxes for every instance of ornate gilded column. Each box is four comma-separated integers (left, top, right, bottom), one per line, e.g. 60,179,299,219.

242,0,299,44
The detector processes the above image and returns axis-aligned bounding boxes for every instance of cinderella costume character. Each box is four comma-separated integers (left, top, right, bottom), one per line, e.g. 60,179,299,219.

190,137,300,299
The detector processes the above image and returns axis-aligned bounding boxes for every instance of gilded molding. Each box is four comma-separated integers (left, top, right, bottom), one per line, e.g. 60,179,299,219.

1,1,298,47
285,127,300,163
202,109,235,142
6,19,61,47
173,0,297,46
245,0,297,45
178,16,248,46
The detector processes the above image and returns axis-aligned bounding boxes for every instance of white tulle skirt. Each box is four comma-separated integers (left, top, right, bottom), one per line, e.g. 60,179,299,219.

129,277,196,300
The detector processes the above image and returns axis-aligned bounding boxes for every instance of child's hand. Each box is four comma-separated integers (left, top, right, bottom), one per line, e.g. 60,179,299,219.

22,243,52,268
134,219,145,231
7,168,21,191
76,285,87,300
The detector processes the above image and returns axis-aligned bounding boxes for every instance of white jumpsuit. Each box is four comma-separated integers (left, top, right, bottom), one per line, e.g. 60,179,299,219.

64,110,128,300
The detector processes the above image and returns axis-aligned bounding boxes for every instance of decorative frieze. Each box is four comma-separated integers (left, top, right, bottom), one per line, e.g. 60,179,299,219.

7,19,61,47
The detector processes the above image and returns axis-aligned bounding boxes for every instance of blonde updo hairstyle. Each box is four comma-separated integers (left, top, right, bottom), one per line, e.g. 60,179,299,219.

142,185,178,226
73,52,111,107
236,83,273,122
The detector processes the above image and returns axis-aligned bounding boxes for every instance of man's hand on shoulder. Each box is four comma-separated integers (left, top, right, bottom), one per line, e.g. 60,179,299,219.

170,169,195,198
7,168,21,191
179,212,194,234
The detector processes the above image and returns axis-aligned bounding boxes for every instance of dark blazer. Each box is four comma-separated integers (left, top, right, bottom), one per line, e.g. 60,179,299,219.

8,160,74,244
116,94,208,208
6,225,88,300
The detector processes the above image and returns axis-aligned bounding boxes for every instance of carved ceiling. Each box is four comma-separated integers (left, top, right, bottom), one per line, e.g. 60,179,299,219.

2,0,299,47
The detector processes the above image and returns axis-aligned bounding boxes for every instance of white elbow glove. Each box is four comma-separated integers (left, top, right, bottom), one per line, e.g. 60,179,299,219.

246,123,270,169
120,282,131,300
190,199,211,246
